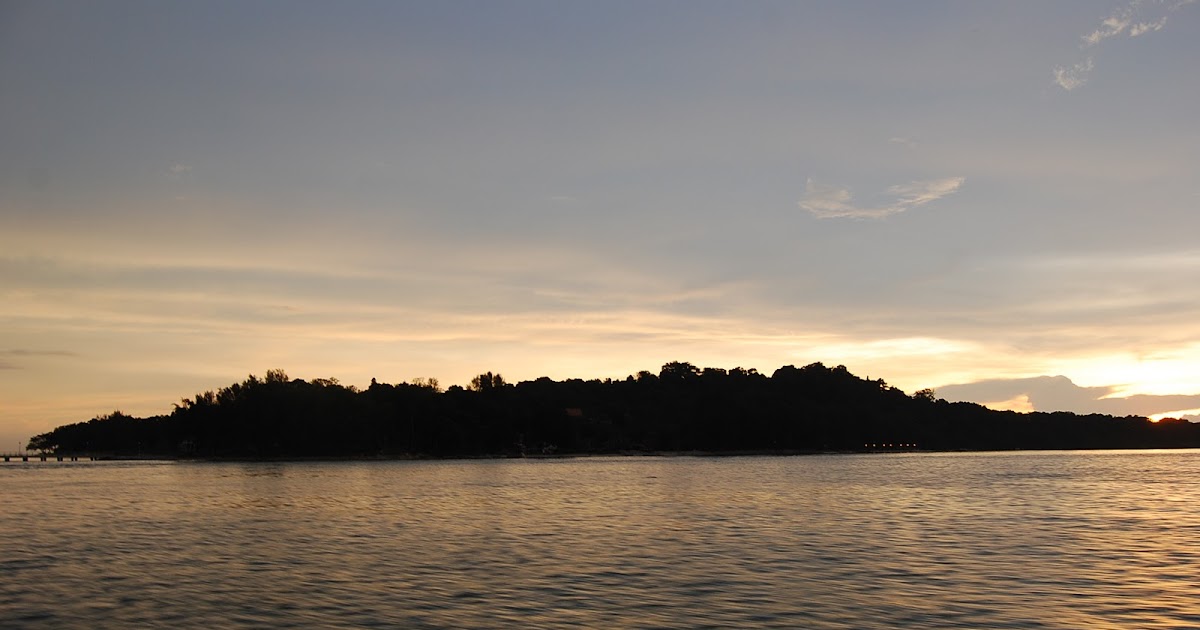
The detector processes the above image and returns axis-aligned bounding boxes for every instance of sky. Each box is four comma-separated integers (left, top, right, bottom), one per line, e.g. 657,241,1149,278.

3,0,1200,448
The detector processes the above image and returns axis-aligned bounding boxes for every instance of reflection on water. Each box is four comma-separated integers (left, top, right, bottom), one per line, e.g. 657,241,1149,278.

4,452,1200,628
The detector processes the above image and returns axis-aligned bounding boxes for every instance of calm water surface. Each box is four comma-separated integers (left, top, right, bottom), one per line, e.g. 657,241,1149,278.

4,451,1200,628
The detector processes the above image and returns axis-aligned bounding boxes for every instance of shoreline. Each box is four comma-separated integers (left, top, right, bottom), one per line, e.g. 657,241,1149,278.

12,445,1195,464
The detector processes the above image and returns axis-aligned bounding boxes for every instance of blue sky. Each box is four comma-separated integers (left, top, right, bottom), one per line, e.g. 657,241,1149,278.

3,0,1200,447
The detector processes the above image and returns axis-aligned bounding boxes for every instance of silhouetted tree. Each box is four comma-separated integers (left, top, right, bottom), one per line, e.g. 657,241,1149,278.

469,372,508,392
913,388,937,402
659,361,700,382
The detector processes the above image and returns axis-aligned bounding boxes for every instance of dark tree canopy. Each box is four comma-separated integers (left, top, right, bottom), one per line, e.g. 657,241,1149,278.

26,362,1200,457
468,372,508,393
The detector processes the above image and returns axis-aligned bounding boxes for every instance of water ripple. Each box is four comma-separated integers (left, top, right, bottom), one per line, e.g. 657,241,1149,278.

3,452,1200,628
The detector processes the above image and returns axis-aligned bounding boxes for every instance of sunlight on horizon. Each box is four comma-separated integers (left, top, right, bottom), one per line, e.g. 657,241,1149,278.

979,394,1036,414
1150,408,1200,423
1050,353,1200,399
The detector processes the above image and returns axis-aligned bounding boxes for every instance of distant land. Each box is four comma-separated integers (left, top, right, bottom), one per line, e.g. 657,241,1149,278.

27,362,1200,458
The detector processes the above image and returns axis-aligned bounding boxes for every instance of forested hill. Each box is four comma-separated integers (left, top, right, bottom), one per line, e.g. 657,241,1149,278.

28,362,1200,457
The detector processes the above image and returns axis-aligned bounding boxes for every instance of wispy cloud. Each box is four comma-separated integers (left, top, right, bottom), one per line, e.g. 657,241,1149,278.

798,177,965,220
1130,15,1170,36
1082,11,1134,47
1053,57,1094,91
1056,0,1196,90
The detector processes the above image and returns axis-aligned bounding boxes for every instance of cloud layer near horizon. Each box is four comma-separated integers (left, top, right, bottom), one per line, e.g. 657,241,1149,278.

938,375,1200,421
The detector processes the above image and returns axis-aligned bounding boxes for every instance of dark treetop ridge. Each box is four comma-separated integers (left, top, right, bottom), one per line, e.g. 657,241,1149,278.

27,362,1200,457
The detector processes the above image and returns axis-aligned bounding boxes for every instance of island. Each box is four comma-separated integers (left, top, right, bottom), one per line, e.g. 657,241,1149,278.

27,362,1200,458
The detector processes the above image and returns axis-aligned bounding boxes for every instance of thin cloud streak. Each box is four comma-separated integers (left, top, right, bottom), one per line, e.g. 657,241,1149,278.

0,349,78,357
0,349,79,371
798,177,965,219
0,251,1018,393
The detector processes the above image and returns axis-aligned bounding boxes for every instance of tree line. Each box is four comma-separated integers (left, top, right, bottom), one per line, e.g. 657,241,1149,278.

26,362,1200,457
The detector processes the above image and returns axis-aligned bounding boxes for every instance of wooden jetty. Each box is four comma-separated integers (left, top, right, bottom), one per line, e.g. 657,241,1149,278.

1,452,94,462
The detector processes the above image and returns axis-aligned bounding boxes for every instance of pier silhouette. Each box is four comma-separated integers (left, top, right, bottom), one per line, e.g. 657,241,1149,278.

1,452,93,463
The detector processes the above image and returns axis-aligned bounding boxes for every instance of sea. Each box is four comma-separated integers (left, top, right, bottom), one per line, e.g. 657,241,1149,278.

3,451,1200,629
